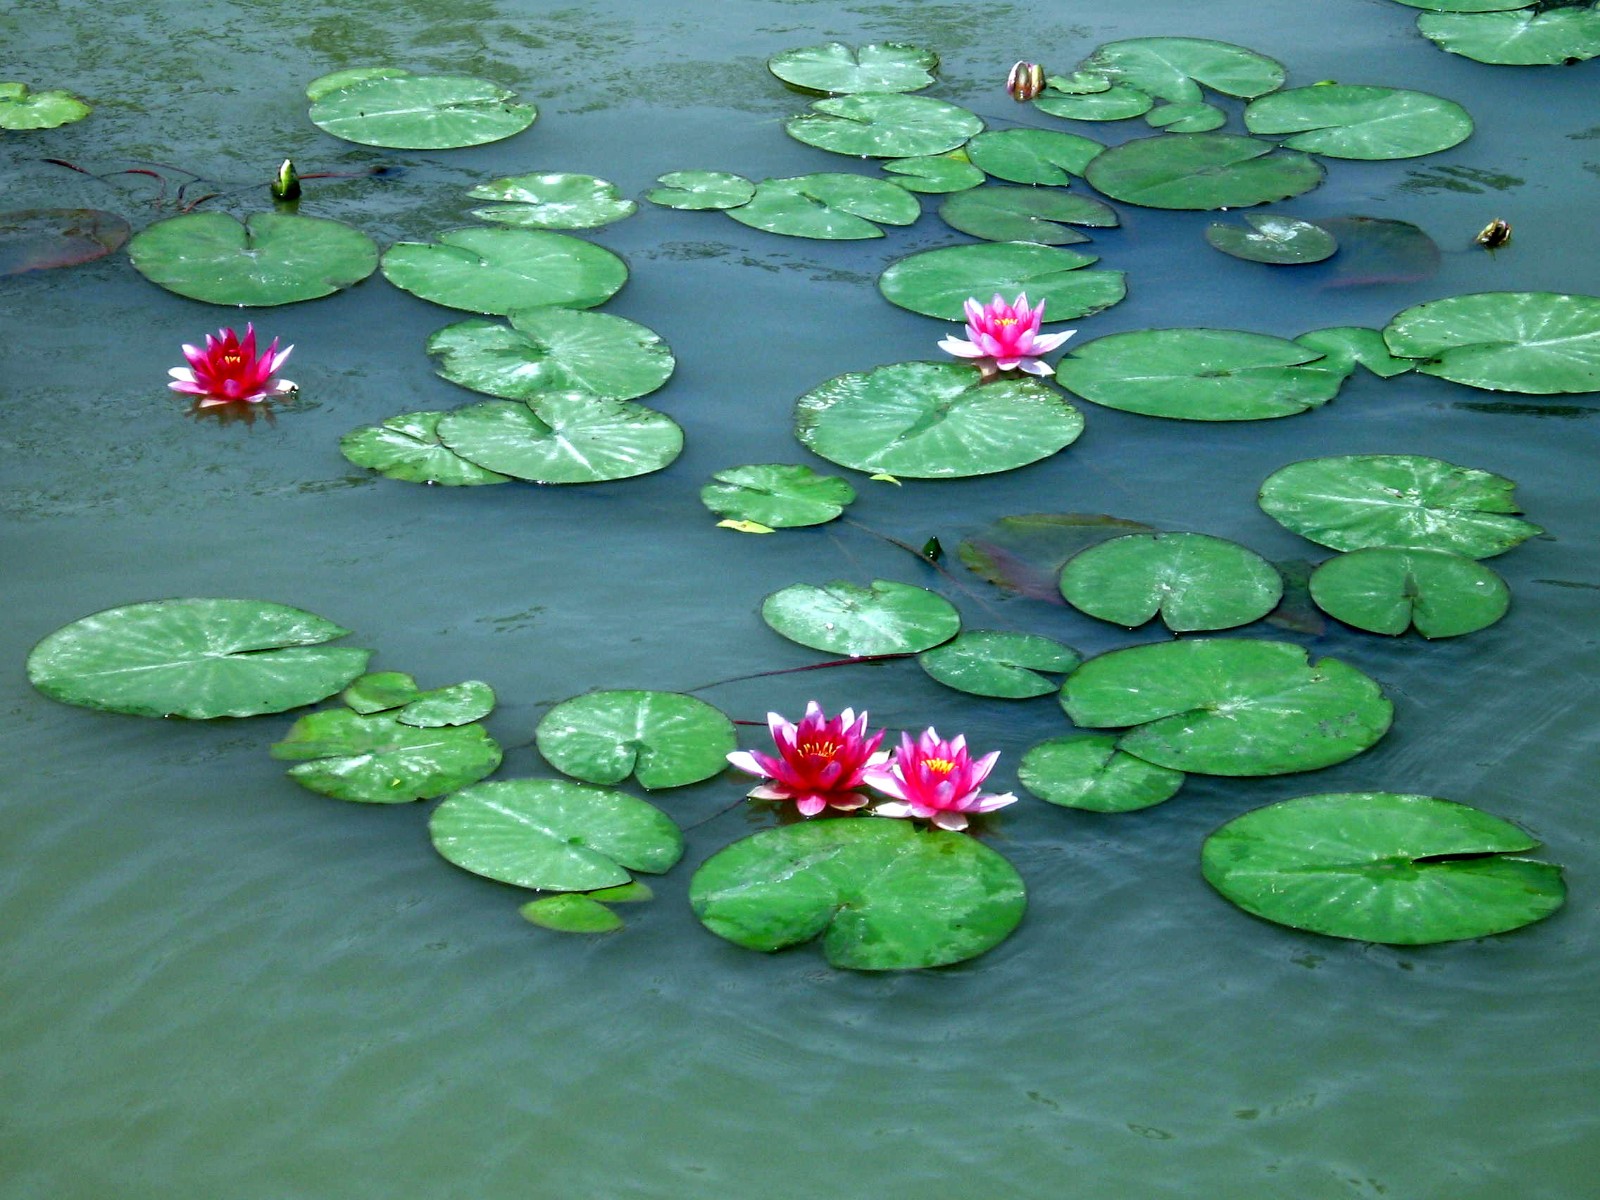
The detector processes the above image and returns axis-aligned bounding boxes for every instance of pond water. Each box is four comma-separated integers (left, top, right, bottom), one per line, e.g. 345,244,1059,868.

5,0,1599,1196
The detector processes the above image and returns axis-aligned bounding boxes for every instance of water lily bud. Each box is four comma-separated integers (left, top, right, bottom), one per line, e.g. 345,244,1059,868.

1476,219,1511,250
1006,61,1045,102
270,158,301,202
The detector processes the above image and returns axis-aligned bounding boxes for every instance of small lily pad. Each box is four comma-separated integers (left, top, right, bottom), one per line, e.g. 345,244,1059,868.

381,227,627,315
881,155,985,193
645,171,756,211
917,630,1082,699
938,188,1118,245
785,93,983,158
128,212,378,306
1035,85,1154,121
1202,792,1565,944
1145,101,1227,132
1018,734,1186,812
1205,215,1338,264
963,129,1104,184
1295,327,1417,378
1244,85,1474,160
536,690,736,789
700,464,857,528
0,82,91,130
436,396,683,484
309,72,536,149
339,411,512,486
879,241,1125,321
690,818,1026,971
520,893,624,933
1382,291,1600,394
724,173,921,240
398,680,497,727
959,513,1157,602
1058,532,1284,632
1417,6,1600,65
342,672,422,713
428,308,674,402
761,579,960,657
1084,133,1324,210
1308,548,1510,638
271,709,502,803
1079,37,1287,103
467,172,636,230
0,209,130,276
767,43,939,94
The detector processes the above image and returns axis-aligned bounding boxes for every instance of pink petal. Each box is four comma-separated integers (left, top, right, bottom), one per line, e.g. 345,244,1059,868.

1029,329,1075,353
938,336,984,358
794,794,827,817
931,810,970,831
874,801,914,819
1017,360,1053,376
971,791,1019,813
726,750,766,775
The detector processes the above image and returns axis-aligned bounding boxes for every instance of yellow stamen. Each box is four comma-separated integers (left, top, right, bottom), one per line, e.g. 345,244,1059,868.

925,757,955,774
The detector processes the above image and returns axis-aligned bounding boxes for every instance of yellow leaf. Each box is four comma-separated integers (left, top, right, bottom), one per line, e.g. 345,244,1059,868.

716,519,776,534
869,473,902,486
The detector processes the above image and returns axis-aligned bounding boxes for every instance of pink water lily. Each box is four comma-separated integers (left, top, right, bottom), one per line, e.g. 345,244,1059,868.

938,292,1074,379
168,324,296,407
726,701,889,817
864,727,1017,832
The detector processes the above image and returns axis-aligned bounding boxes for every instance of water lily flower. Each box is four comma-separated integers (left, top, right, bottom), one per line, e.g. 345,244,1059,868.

726,702,888,816
864,727,1017,832
938,293,1074,379
168,324,296,407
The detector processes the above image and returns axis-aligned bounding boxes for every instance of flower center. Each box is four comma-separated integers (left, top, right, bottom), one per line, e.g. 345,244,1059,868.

993,317,1017,328
924,757,955,774
801,738,840,758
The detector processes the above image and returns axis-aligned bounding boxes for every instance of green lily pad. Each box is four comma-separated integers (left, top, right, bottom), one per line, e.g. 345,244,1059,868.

309,72,536,149
0,82,91,130
878,241,1125,321
1417,6,1600,65
1382,291,1600,394
1035,85,1154,121
761,579,960,656
1205,215,1338,264
28,599,371,720
436,396,682,484
785,93,983,158
0,208,130,276
428,308,674,402
1390,0,1535,9
590,881,653,903
1202,792,1565,944
270,709,501,803
1058,532,1284,632
1295,327,1417,378
339,411,511,486
1055,329,1345,420
794,361,1085,478
689,818,1026,971
767,42,938,94
536,690,736,789
1258,454,1543,558
1046,71,1115,95
700,464,857,528
1018,734,1186,812
959,512,1157,602
1145,101,1227,133
398,680,497,727
128,212,378,306
1244,85,1473,160
1060,639,1393,776
724,173,921,240
381,227,626,315
1079,37,1287,103
467,172,636,230
644,171,757,211
1084,133,1324,210
963,129,1104,184
431,778,683,890
938,188,1117,245
304,67,412,103
343,671,422,713
881,155,985,193
1309,548,1510,638
520,893,624,933
917,630,1082,699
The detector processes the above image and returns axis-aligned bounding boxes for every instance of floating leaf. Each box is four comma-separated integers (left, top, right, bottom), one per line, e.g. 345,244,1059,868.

381,228,627,315
1295,327,1417,378
1079,37,1287,103
1018,734,1185,812
1205,214,1337,264
963,129,1103,184
128,212,378,306
339,411,511,486
304,66,412,102
794,361,1084,478
1417,6,1600,65
589,881,653,903
1060,639,1393,776
724,173,921,240
690,818,1026,971
959,513,1157,601
1084,133,1324,210
1383,291,1600,394
467,172,636,230
520,893,624,933
0,82,90,130
766,42,938,94
1035,85,1154,121
1308,548,1510,638
879,241,1125,321
1055,328,1344,420
1259,454,1543,558
1389,0,1536,9
1244,85,1473,160
1058,532,1283,631
309,73,536,149
881,155,984,193
436,396,682,484
645,170,756,211
271,709,501,803
1046,70,1115,95
938,188,1117,245
398,680,497,727
431,779,683,890
719,519,776,534
785,93,983,158
29,599,370,720
343,671,421,713
700,464,857,528
917,630,1082,699
1202,792,1565,944
761,580,960,656
0,209,129,276
428,308,674,402
535,691,736,789
1145,101,1227,132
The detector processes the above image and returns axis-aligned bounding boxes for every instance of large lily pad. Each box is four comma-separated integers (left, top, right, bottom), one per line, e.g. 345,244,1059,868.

270,709,501,803
690,818,1026,971
1078,38,1287,103
128,212,378,306
724,173,921,240
309,73,536,149
1058,532,1283,631
1382,291,1600,394
879,241,1125,321
1036,85,1155,121
1019,734,1186,812
785,93,983,158
467,172,636,230
795,361,1085,478
700,464,856,528
938,188,1117,245
1258,454,1543,558
881,155,985,193
536,690,736,789
436,396,682,484
28,599,370,720
1417,6,1600,65
917,630,1082,699
1055,329,1345,420
339,411,511,486
963,129,1103,184
1205,214,1337,265
644,171,757,211
1060,639,1393,776
1244,85,1473,160
1202,792,1565,944
0,209,129,276
1308,548,1510,638
767,43,938,94
431,779,683,891
1084,133,1324,210
381,228,626,315
427,308,674,402
0,82,90,129
761,580,960,657
1390,0,1536,9
959,512,1156,602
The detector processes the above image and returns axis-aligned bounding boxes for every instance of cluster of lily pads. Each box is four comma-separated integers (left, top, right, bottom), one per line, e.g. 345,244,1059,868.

1387,0,1600,66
